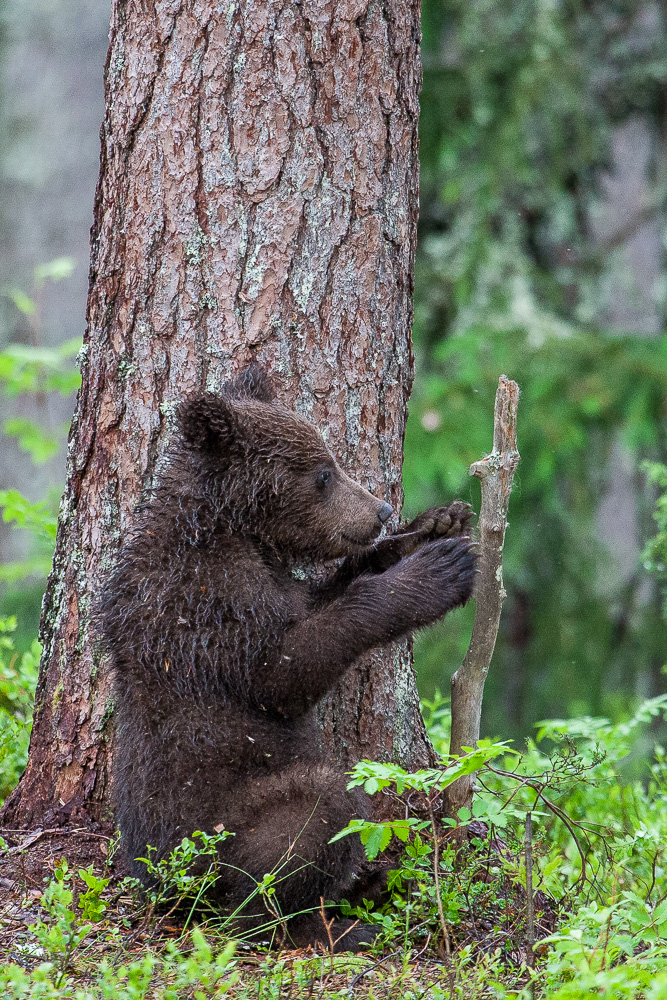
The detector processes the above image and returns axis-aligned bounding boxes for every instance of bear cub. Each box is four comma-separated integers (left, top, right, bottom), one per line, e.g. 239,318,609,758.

99,365,476,950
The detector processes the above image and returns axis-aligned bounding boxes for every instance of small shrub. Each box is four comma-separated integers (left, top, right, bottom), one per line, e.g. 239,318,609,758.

0,615,39,801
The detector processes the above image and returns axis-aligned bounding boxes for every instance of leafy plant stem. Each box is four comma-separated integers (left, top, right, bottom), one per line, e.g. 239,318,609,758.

487,763,589,890
428,804,451,958
525,811,535,968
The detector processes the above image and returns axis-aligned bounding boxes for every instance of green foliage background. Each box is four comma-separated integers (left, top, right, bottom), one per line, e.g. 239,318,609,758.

407,0,667,742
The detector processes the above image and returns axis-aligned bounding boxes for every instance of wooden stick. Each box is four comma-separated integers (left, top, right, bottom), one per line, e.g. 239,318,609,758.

447,376,520,817
525,811,535,968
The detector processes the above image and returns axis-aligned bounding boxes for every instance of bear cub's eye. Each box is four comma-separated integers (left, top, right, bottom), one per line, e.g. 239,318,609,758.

316,468,332,491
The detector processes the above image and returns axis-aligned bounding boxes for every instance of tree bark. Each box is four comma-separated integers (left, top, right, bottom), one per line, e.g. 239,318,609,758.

1,0,431,829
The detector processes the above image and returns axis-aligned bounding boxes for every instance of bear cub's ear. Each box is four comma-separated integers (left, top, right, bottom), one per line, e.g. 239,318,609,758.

177,365,273,455
225,363,275,403
177,393,240,455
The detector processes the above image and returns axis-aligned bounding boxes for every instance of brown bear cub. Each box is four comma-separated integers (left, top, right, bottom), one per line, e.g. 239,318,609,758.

99,365,476,950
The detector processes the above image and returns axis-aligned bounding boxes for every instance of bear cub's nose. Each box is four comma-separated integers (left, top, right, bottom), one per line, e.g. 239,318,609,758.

376,502,393,524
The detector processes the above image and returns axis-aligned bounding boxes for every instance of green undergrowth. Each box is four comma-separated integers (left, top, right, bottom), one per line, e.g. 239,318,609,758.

0,615,39,800
2,694,667,998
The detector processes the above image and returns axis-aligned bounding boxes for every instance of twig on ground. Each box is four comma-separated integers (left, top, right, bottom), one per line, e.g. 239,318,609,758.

320,896,336,968
0,826,113,857
2,829,63,856
347,950,402,995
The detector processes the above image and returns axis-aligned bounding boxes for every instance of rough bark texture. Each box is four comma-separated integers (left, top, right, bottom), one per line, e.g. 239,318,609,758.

2,0,431,828
447,376,520,818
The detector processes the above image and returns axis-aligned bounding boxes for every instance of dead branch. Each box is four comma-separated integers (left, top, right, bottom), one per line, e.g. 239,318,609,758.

447,375,520,817
525,812,535,967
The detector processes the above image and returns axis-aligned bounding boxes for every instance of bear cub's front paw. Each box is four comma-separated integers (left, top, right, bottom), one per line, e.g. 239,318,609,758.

404,501,474,540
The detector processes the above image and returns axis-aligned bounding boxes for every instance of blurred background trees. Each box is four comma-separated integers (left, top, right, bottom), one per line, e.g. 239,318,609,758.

1,0,666,754
408,0,667,743
0,0,108,655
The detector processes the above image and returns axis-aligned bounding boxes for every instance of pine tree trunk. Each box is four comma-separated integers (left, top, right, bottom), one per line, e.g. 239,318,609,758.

1,0,432,829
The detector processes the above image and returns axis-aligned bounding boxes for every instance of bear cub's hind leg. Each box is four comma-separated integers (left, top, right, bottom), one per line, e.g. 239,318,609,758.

219,766,381,949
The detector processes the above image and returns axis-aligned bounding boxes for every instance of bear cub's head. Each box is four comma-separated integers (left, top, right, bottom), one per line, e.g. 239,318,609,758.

176,365,392,559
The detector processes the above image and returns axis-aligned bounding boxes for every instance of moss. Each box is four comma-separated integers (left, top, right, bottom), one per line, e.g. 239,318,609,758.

117,356,137,383
100,697,116,733
184,226,208,264
159,399,179,421
75,597,91,657
51,677,64,712
75,344,89,371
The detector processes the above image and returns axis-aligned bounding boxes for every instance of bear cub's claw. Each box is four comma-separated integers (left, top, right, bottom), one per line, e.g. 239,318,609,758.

402,500,474,541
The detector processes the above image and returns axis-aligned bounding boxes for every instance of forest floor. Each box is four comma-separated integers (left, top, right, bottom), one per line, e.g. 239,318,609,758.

0,825,556,999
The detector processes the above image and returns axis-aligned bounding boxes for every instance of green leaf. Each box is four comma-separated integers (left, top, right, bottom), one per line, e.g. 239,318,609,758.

3,419,60,464
391,821,413,843
0,556,52,582
0,490,57,540
57,337,84,358
328,819,366,845
4,288,36,315
34,257,76,284
0,342,81,397
360,825,391,861
652,899,667,931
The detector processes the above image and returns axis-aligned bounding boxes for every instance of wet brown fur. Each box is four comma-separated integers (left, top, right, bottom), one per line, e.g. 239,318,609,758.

98,365,476,950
